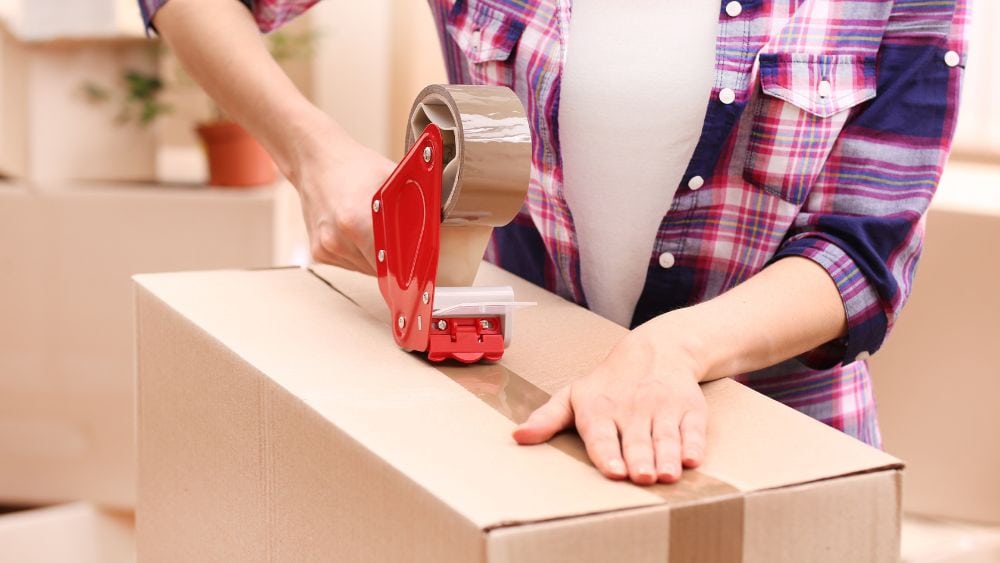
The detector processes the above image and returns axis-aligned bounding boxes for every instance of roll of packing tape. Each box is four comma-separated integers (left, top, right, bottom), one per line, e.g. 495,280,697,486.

406,85,531,286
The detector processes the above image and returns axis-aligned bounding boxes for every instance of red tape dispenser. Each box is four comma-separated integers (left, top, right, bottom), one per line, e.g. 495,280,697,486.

371,85,533,363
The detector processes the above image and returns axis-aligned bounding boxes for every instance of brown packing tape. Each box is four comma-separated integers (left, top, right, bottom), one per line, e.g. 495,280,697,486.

406,85,532,287
436,362,744,561
314,260,746,560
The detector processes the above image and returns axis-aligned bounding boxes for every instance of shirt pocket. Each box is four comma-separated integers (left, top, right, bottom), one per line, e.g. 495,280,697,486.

446,1,526,88
743,53,877,205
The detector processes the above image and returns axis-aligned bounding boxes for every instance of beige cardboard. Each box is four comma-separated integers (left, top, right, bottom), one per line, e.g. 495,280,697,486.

137,264,902,561
27,40,158,184
0,503,134,563
485,505,672,563
0,20,158,183
742,471,901,563
901,515,1000,563
0,1,145,41
871,201,1000,524
0,181,306,508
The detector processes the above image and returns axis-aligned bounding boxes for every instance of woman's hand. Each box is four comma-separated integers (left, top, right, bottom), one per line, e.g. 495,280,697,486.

288,119,397,274
152,0,396,274
513,323,708,485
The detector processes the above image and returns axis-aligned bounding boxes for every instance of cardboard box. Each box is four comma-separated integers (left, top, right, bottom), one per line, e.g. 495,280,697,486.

0,0,145,42
135,263,903,562
0,20,158,182
0,181,306,508
871,163,1000,525
0,503,134,563
901,515,1000,563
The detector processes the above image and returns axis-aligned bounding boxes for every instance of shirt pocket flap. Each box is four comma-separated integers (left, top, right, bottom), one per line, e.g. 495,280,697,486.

759,53,877,118
447,2,526,63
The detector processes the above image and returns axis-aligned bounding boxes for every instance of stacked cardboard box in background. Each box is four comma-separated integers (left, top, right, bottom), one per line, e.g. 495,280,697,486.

0,21,158,183
0,1,306,532
0,0,146,41
0,181,307,509
0,503,134,563
873,163,1000,561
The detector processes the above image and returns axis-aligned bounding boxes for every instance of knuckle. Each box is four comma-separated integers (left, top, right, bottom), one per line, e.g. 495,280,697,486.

574,414,600,437
334,210,366,240
333,211,354,234
317,223,342,253
652,422,681,443
590,391,617,412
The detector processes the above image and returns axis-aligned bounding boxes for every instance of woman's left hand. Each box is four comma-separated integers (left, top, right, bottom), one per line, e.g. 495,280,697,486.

512,324,708,485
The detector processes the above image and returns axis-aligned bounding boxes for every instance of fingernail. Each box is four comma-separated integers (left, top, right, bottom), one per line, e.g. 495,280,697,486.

659,463,679,478
637,466,655,481
608,459,626,476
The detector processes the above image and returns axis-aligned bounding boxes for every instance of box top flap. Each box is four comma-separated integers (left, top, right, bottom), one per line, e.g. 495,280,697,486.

311,264,901,493
136,264,900,530
135,268,665,531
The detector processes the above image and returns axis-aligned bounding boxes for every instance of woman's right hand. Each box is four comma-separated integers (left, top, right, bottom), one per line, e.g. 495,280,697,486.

288,118,397,274
152,0,395,274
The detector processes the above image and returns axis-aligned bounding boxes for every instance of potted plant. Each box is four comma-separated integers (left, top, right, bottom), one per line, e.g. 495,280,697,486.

83,28,317,188
193,111,276,188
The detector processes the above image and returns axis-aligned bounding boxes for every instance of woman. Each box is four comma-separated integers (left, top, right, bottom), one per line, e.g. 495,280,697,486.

141,0,968,486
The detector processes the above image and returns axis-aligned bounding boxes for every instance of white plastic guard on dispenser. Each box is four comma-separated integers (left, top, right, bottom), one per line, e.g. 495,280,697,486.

432,286,537,347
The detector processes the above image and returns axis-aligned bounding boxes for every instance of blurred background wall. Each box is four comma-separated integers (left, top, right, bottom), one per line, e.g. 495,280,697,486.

0,2,997,561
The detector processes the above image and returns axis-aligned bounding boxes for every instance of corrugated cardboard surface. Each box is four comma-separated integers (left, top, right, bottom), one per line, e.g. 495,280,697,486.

0,182,305,507
0,503,134,563
871,204,1000,524
136,265,902,562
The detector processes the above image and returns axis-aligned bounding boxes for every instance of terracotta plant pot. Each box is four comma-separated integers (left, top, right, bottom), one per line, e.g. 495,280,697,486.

195,121,277,187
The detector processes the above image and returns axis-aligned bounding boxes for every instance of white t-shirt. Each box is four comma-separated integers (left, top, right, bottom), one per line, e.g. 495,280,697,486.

559,1,720,326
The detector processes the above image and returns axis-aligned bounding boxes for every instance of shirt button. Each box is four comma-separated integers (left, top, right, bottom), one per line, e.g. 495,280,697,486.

658,252,676,269
725,1,743,17
818,79,833,99
472,29,482,53
688,175,705,190
719,88,736,105
944,50,961,67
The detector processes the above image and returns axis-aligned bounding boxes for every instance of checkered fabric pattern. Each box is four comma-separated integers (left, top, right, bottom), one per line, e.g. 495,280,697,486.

139,0,970,447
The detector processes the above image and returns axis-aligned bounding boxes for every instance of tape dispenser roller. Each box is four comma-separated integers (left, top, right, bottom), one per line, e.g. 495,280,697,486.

371,85,535,363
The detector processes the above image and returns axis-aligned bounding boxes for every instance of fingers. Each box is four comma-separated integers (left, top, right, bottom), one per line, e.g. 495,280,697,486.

513,388,573,445
576,410,627,480
652,414,683,483
620,416,656,485
310,221,375,274
680,406,708,468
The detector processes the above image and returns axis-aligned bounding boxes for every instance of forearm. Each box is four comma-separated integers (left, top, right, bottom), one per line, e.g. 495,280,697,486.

152,0,341,176
641,256,849,381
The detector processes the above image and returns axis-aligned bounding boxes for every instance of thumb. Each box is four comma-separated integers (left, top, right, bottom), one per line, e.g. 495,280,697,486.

512,387,573,445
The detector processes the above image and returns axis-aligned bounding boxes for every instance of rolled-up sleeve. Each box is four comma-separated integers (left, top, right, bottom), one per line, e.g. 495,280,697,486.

140,0,319,34
772,1,970,369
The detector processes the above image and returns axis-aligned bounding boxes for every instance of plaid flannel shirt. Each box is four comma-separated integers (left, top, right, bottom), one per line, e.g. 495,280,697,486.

140,0,970,447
